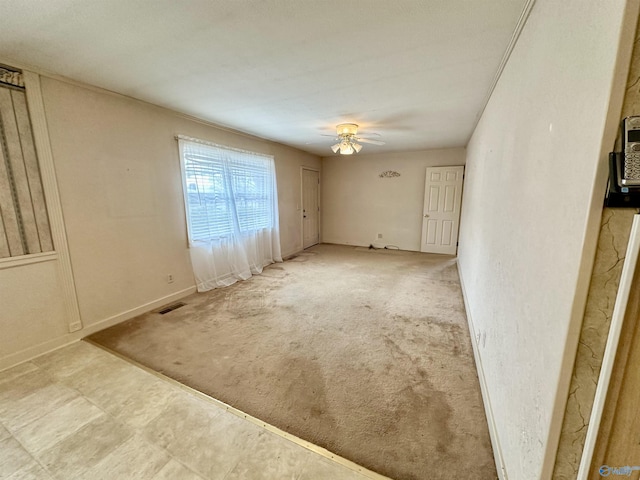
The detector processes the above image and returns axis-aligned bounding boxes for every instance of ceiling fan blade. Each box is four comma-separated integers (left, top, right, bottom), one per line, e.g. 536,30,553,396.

356,137,385,145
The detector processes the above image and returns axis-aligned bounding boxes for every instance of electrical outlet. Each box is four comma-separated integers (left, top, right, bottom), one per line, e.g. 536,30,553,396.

377,233,383,239
167,274,174,284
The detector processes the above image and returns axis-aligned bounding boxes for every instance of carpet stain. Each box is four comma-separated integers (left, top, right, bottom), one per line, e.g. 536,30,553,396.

224,290,266,317
383,334,414,362
89,244,496,480
279,356,336,430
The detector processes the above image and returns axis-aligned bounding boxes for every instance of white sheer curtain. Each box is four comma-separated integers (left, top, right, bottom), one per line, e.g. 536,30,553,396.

178,137,282,291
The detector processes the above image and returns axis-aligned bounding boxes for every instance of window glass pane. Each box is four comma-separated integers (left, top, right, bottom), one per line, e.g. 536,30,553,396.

180,140,277,243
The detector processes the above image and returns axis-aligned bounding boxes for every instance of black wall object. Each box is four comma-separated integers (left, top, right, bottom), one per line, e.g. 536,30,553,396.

606,152,640,207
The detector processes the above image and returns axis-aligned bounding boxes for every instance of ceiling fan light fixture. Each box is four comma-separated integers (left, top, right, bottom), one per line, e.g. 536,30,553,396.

329,123,382,155
336,123,358,136
339,141,354,155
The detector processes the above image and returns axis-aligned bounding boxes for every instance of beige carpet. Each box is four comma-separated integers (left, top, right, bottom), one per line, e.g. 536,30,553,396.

89,244,496,480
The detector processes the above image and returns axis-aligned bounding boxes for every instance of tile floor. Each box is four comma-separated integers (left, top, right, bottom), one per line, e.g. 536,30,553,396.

0,341,377,479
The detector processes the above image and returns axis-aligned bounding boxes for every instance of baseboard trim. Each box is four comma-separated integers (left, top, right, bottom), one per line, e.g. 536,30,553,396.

79,286,197,338
0,286,196,372
282,249,305,260
0,336,82,372
457,261,508,480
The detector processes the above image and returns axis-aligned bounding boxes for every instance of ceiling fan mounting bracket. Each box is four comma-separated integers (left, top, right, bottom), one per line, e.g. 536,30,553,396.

336,123,359,136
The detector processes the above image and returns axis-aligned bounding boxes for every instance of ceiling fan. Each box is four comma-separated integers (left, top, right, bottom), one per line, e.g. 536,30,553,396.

326,123,385,155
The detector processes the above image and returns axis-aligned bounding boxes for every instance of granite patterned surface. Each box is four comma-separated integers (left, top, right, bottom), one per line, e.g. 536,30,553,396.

552,210,635,479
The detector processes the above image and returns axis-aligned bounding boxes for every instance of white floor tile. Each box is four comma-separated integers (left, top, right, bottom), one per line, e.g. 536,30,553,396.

144,395,261,480
152,459,205,480
0,370,52,406
0,438,35,479
13,397,103,454
0,423,11,441
0,383,79,432
32,342,110,380
5,463,53,480
81,434,170,480
0,363,38,387
224,431,311,480
35,415,132,479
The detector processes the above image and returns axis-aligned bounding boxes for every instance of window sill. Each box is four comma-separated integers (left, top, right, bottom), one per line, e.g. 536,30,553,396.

0,251,58,270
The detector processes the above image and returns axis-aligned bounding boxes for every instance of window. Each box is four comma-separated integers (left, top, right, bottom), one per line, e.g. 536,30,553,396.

177,136,282,291
178,138,278,242
0,66,53,259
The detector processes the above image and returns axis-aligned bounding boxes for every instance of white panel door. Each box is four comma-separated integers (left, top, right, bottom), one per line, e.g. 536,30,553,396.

302,168,320,249
421,166,464,255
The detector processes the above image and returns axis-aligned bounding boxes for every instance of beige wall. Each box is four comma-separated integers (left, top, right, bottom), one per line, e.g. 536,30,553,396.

321,148,465,251
0,75,320,368
456,1,633,479
0,72,80,370
0,259,67,357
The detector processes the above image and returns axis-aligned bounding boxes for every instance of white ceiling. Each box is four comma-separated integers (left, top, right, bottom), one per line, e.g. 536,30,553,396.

0,0,528,156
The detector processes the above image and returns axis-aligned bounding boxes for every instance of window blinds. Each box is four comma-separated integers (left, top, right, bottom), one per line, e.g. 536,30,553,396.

180,139,277,243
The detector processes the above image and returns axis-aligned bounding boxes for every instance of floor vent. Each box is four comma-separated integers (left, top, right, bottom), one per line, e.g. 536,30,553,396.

155,302,186,315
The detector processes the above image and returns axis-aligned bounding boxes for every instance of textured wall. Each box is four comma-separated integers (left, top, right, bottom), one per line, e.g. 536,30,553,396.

552,14,640,480
0,73,321,369
552,210,635,479
41,77,320,328
321,148,465,251
456,1,630,478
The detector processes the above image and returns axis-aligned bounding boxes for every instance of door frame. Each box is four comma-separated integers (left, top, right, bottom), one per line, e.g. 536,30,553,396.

300,167,320,250
420,165,464,255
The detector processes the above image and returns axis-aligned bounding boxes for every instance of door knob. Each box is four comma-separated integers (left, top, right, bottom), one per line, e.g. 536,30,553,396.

424,214,429,218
